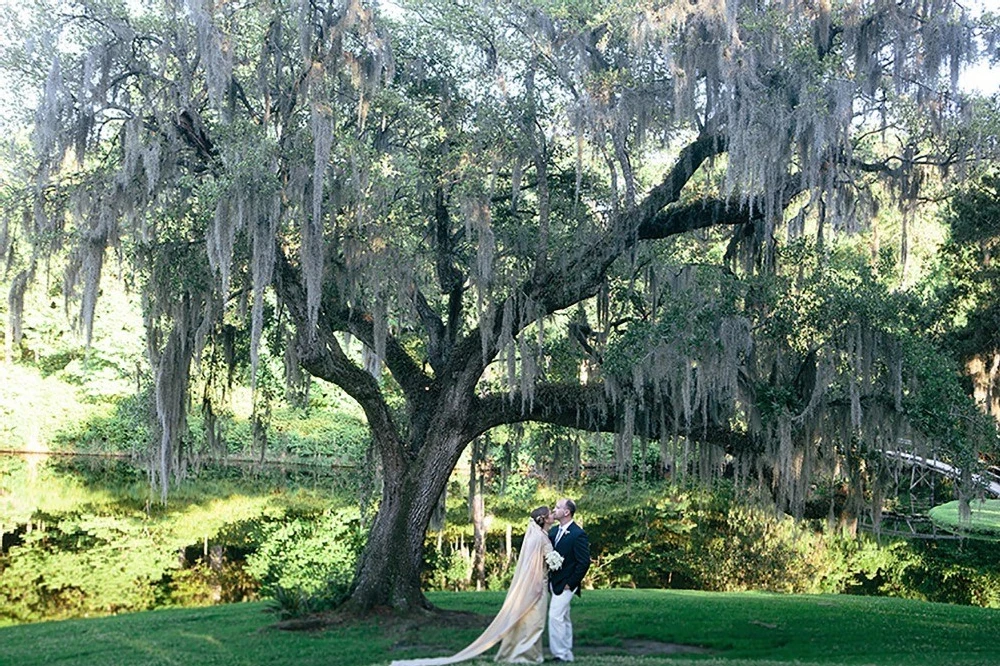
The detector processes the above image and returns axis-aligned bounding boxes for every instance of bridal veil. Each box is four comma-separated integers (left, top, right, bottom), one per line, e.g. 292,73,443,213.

389,519,551,665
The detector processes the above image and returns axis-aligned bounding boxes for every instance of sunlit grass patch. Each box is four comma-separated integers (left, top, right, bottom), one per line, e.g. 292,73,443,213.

929,499,1000,538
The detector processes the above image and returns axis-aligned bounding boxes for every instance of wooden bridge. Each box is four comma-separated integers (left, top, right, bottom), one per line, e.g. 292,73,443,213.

883,450,1000,497
856,449,1000,539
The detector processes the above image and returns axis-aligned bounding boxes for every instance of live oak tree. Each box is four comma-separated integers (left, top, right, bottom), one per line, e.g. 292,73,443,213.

3,0,998,611
939,172,1000,422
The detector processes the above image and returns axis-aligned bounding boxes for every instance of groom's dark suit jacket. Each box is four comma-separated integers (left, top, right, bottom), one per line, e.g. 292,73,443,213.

548,521,590,597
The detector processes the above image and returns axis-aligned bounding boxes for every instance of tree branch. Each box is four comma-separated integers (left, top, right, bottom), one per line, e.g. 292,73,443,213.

529,132,728,315
434,186,464,357
412,285,447,374
466,382,754,453
339,306,433,401
441,132,730,404
273,249,407,464
640,174,806,240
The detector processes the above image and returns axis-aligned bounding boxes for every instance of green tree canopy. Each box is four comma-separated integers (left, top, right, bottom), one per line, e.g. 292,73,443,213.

2,0,998,611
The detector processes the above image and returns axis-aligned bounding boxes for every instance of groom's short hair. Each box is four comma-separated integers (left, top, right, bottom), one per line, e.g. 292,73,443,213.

564,499,576,516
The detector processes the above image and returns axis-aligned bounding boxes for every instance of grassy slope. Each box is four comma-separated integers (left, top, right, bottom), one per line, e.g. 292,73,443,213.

928,499,1000,538
1,590,998,666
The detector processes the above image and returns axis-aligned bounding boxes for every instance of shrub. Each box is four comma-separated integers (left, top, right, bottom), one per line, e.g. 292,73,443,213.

902,538,1000,607
243,507,363,606
421,534,475,591
167,559,260,607
52,390,154,455
264,578,352,619
585,494,695,589
690,502,831,593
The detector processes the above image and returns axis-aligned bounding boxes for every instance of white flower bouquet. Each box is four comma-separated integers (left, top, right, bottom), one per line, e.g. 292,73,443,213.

545,549,564,571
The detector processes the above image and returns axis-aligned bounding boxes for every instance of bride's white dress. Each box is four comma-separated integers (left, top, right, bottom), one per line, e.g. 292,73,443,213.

390,519,552,665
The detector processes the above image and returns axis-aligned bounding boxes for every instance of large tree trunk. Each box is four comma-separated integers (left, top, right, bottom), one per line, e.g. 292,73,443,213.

346,428,468,612
348,478,434,611
276,251,483,614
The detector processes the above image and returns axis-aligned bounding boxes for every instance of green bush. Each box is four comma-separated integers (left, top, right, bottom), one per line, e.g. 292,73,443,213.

420,532,472,591
577,481,1000,608
586,494,695,589
899,539,1000,606
167,560,260,607
690,502,832,593
52,390,154,454
243,507,363,606
276,414,370,462
0,364,97,451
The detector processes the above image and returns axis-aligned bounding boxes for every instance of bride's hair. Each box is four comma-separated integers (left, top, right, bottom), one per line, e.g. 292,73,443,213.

530,506,550,527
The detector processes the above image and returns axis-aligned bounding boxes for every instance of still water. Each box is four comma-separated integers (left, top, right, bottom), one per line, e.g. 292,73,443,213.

0,452,366,624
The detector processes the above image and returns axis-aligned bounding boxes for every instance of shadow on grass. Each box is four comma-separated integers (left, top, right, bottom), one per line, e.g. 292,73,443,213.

273,605,714,658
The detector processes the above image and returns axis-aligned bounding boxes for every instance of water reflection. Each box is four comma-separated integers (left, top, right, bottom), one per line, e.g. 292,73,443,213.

0,450,365,548
0,451,368,624
21,430,49,482
2,450,362,492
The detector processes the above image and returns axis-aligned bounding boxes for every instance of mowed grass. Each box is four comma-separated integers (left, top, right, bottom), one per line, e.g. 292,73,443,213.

1,589,998,666
929,499,1000,538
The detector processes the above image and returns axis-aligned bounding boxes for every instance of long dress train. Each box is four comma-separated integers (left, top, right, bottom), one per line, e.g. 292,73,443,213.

389,520,552,665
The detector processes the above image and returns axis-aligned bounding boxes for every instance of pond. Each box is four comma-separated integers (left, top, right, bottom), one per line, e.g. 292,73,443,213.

0,452,367,625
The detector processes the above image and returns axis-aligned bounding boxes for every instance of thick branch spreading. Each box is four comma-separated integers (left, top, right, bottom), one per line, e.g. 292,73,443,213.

639,175,805,239
528,132,728,315
274,250,406,462
467,383,754,454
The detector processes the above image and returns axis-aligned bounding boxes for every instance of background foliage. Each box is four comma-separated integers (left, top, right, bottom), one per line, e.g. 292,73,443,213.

7,451,1000,626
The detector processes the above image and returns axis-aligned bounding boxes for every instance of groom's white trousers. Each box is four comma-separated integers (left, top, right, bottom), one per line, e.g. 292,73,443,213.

547,587,575,661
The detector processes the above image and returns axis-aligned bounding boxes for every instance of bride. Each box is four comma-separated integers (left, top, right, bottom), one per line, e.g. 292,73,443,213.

390,506,557,665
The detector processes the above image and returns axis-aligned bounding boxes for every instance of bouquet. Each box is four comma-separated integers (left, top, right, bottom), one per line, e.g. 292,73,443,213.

545,550,564,571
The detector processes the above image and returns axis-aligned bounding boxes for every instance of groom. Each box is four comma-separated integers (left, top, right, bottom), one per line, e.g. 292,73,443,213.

547,498,590,662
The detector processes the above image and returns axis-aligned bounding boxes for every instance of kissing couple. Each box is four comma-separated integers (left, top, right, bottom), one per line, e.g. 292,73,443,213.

390,498,591,665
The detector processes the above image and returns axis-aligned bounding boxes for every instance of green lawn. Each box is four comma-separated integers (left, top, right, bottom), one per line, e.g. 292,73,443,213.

929,499,1000,538
0,590,997,666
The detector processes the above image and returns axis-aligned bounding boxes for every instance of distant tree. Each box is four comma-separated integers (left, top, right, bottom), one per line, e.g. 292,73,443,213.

2,0,998,612
939,173,1000,421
